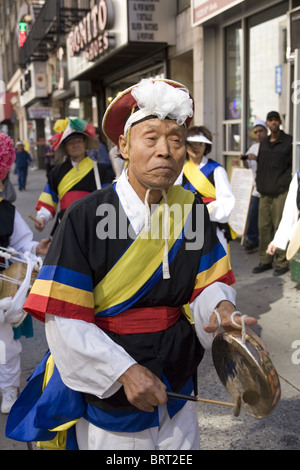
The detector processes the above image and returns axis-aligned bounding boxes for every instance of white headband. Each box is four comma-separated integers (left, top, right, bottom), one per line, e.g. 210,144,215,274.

124,79,193,136
187,134,212,145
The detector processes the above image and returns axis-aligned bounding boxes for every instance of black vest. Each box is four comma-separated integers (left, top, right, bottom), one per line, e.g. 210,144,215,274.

0,199,15,247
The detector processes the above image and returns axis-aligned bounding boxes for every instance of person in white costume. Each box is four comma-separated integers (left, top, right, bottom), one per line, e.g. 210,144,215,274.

0,133,50,413
175,125,235,253
266,171,299,255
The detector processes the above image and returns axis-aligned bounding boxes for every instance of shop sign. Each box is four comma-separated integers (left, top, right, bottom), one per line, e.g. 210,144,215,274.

28,106,52,119
19,62,48,107
128,0,176,43
192,0,245,26
68,0,115,62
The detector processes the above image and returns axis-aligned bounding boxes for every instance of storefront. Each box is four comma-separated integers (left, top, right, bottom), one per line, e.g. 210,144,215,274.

192,0,300,174
66,0,189,138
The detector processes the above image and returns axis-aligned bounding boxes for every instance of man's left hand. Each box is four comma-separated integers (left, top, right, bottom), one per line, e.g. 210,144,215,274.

204,300,257,334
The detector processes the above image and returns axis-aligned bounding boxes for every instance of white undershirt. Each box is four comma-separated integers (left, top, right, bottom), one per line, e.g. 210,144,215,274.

45,170,236,399
9,209,38,255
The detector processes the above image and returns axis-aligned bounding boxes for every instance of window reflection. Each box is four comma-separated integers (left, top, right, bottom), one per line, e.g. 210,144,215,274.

248,13,288,137
225,22,242,120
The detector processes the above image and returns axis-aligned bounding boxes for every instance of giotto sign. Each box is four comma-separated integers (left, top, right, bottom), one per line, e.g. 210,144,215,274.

68,0,115,61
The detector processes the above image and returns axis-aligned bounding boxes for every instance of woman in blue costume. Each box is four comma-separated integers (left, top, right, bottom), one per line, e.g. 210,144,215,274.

176,126,235,253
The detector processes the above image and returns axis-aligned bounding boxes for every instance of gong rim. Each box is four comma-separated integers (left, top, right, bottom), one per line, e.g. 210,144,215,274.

212,329,281,418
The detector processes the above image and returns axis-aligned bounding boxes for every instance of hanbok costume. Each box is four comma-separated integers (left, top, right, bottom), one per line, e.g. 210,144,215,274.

176,134,235,253
35,118,114,235
0,134,42,413
6,79,236,450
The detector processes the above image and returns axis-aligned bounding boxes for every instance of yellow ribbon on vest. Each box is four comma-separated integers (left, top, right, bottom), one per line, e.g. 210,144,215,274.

94,185,195,315
183,161,237,241
57,157,94,201
183,161,216,199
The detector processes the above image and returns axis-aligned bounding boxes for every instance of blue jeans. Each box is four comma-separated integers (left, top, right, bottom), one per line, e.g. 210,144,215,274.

17,166,28,189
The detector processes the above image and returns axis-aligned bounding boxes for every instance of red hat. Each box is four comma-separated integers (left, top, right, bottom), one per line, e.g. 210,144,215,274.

102,78,194,145
0,133,16,182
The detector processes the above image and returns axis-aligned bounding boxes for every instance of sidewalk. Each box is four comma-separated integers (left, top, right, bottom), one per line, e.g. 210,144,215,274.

0,167,299,450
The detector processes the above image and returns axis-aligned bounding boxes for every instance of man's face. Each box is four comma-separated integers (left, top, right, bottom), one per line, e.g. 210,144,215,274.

119,118,187,197
253,125,268,143
64,136,87,160
266,117,281,134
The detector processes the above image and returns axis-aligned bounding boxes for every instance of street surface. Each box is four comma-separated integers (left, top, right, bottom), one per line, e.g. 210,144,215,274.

0,167,299,450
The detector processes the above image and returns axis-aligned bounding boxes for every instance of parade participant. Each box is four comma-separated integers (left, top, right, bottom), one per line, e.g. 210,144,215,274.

253,111,292,275
15,141,33,191
175,126,235,253
0,133,50,414
7,79,256,450
266,170,300,256
34,118,114,235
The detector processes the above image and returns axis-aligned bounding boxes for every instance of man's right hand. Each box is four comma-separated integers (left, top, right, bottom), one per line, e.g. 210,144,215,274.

35,217,45,232
117,363,167,412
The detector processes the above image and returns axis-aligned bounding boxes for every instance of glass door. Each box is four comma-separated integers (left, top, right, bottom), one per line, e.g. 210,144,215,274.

223,21,243,177
247,3,289,148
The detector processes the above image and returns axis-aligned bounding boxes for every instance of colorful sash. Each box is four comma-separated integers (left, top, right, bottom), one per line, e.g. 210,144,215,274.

183,160,219,203
57,157,94,201
94,185,195,318
36,157,94,216
183,160,237,241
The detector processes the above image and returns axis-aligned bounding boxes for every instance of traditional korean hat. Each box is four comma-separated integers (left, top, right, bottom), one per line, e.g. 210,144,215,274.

50,118,99,162
0,133,16,190
286,218,300,261
102,78,194,145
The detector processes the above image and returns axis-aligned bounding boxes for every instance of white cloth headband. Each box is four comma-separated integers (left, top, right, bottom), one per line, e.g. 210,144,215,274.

124,79,193,136
187,134,212,145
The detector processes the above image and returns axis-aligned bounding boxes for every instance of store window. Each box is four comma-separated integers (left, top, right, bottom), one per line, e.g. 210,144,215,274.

223,22,242,174
248,8,288,141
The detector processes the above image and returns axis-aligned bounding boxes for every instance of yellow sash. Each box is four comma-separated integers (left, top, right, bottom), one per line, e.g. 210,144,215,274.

94,185,195,315
57,157,94,201
183,161,216,199
183,161,237,241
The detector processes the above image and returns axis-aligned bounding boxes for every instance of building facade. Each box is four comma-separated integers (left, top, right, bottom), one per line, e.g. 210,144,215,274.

0,0,299,173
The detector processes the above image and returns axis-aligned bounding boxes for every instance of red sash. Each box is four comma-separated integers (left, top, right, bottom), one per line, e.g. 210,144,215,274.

60,190,90,210
96,306,182,334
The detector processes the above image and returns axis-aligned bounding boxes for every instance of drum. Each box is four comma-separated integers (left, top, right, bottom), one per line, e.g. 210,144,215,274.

212,328,281,418
0,262,38,299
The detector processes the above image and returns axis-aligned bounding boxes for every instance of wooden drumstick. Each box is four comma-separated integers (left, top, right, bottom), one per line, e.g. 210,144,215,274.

28,214,42,225
167,391,234,408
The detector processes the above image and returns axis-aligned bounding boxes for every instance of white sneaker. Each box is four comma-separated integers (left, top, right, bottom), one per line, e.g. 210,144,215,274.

1,387,18,414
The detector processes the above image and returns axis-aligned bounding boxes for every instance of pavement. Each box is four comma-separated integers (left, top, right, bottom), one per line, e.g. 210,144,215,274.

0,167,299,450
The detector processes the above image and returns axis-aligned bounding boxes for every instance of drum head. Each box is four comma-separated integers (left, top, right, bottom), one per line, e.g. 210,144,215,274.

212,329,281,418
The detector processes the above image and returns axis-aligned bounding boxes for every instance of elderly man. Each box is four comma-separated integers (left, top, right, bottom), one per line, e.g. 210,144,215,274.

7,79,256,450
34,118,114,235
